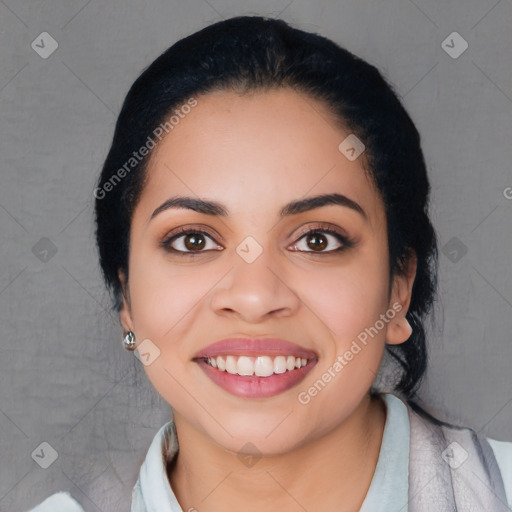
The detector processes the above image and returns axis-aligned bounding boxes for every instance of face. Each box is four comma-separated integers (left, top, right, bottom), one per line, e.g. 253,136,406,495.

119,88,415,455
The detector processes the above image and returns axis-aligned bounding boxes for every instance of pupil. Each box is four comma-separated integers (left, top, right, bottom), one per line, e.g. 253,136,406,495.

308,233,326,251
185,233,205,251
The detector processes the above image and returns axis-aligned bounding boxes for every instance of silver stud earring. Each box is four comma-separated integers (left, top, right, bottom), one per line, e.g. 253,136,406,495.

123,331,136,351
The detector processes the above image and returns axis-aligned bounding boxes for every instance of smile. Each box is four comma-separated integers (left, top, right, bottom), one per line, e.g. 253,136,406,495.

204,354,310,376
194,337,317,398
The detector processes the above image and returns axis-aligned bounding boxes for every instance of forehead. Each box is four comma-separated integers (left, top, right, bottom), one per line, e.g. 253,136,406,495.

138,88,385,228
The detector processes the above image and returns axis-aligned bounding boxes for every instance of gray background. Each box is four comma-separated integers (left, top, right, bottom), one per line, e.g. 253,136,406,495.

1,1,511,511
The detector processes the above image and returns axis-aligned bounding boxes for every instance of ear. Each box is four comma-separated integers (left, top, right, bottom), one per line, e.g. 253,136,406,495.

386,250,417,345
118,269,134,333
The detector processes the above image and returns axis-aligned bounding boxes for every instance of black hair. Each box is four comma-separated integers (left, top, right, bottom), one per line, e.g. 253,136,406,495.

94,16,438,398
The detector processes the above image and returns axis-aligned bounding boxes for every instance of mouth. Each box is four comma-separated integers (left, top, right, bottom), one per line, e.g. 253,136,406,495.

202,354,310,376
194,338,317,398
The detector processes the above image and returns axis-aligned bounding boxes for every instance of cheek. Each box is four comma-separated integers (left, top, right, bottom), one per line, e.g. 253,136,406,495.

128,255,225,340
299,254,391,343
126,253,224,407
293,262,390,423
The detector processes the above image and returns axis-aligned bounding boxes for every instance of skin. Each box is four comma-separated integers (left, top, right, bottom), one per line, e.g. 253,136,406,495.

119,88,417,512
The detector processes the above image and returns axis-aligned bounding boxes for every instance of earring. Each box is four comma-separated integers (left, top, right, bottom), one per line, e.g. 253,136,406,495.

123,331,136,351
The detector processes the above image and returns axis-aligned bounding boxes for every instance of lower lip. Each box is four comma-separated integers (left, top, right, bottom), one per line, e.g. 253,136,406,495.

197,359,316,398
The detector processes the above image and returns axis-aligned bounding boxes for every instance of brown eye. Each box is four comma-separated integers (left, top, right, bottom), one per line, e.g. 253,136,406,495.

183,233,206,251
291,227,353,254
162,229,222,255
305,232,328,251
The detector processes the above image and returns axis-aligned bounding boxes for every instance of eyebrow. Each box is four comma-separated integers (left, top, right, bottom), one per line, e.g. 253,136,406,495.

150,193,367,221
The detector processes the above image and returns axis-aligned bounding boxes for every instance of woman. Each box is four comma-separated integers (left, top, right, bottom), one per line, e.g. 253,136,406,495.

30,15,511,512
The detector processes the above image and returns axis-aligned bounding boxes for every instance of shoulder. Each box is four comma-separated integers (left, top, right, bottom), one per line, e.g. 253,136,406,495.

487,436,512,510
394,393,512,508
26,491,85,512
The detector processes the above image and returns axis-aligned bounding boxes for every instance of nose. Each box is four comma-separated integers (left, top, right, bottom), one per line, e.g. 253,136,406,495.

209,244,302,323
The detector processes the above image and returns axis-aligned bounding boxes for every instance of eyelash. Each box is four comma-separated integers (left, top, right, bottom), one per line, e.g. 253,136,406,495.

161,224,354,257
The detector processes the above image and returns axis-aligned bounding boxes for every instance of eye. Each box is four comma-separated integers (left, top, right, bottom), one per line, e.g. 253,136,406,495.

161,228,222,255
290,226,353,254
161,225,353,256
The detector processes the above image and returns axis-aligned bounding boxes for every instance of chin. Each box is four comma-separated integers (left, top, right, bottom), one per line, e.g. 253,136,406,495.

201,411,311,456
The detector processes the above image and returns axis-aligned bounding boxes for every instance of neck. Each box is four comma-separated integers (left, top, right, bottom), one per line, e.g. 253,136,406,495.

168,393,386,512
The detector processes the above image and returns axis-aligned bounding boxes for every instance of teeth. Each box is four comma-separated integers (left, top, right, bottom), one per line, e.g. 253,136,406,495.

205,355,310,376
237,356,255,376
225,355,237,374
273,356,287,374
255,356,274,377
217,356,226,371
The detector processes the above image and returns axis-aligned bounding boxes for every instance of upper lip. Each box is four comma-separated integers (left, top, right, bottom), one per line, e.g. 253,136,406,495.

194,338,318,360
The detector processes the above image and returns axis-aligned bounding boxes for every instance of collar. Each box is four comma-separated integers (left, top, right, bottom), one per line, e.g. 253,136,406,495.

359,393,410,511
131,393,410,512
130,420,180,512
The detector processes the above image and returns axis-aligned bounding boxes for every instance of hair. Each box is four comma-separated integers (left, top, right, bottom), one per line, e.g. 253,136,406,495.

94,15,438,398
